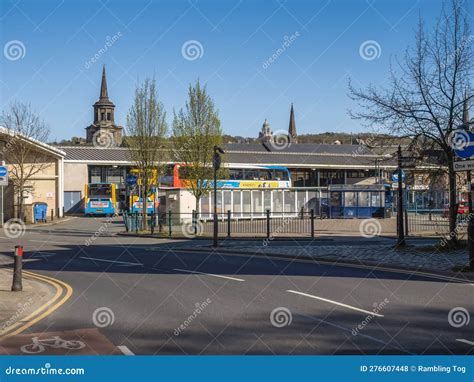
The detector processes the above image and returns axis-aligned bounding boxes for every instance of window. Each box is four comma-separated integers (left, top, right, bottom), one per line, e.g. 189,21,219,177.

230,169,243,180
90,167,102,183
274,169,289,181
344,192,356,207
107,167,123,184
107,112,111,121
358,192,370,207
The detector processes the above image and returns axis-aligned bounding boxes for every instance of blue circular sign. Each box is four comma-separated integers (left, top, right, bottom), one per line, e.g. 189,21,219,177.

0,166,7,177
126,174,137,186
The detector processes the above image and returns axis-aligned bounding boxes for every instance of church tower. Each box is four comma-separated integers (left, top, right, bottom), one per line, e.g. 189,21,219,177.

258,119,272,143
85,65,123,146
288,103,297,143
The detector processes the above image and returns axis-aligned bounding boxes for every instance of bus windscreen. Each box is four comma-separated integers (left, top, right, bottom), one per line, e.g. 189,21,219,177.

88,184,112,198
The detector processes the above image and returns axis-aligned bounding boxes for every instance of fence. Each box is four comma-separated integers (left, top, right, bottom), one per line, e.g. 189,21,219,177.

405,212,469,236
123,210,317,238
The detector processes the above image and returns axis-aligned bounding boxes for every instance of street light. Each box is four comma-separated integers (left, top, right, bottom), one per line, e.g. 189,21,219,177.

213,146,224,248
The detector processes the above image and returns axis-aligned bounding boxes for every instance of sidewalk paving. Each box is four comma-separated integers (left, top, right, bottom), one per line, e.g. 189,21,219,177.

183,239,471,275
0,268,56,337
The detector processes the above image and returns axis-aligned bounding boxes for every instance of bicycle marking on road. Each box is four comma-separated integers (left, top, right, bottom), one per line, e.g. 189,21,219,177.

117,345,135,355
79,257,143,266
286,290,384,317
173,268,245,282
456,339,474,346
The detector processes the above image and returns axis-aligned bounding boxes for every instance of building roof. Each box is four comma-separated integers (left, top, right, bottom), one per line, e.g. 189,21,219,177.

0,126,66,158
59,142,396,169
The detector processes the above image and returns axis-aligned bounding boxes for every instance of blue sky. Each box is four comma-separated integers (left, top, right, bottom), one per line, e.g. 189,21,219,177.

0,0,448,141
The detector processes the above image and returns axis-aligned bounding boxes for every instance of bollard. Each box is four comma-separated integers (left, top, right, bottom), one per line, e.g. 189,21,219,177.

192,210,197,235
51,209,54,221
135,212,138,234
404,210,409,237
151,211,155,235
42,210,45,223
310,209,315,238
227,210,231,238
11,246,23,292
266,209,270,239
168,210,172,237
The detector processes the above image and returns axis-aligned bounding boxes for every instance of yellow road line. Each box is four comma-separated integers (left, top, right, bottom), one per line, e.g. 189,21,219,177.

0,271,73,339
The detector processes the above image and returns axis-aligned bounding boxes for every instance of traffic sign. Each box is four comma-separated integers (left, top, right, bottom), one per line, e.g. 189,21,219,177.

454,160,474,172
0,166,8,186
391,170,405,182
452,130,474,159
126,174,137,186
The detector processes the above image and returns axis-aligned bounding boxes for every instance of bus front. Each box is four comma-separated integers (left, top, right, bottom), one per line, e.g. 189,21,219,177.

85,183,116,216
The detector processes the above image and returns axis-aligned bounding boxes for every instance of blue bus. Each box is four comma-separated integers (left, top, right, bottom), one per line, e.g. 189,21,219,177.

84,183,117,216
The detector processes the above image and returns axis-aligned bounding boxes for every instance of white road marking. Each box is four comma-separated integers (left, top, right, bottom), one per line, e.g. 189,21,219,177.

456,339,474,346
29,239,71,245
117,345,134,355
79,257,143,266
173,268,245,282
286,290,384,317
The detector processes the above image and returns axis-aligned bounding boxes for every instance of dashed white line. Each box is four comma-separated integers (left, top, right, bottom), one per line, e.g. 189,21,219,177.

456,339,474,346
29,239,71,245
79,257,143,266
286,290,384,317
117,345,134,355
173,268,245,282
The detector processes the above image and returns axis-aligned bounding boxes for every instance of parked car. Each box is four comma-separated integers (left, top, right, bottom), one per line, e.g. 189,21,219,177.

442,203,468,218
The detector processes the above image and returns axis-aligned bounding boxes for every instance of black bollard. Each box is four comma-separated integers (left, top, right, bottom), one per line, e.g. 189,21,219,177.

468,216,474,271
11,246,23,292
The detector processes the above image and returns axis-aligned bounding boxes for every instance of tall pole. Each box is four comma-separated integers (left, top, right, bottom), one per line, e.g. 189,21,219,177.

397,145,405,247
467,171,473,214
213,161,218,248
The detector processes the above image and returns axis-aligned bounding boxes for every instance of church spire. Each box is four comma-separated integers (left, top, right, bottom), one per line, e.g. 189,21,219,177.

288,103,297,143
100,65,109,100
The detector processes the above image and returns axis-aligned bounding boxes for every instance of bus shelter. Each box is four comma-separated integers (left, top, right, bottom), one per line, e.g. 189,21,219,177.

327,184,386,218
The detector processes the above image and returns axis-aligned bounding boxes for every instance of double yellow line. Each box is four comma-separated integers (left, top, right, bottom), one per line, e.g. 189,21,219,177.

0,270,73,339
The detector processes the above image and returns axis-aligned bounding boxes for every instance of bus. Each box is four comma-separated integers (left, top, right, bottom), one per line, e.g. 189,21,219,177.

161,164,292,189
84,183,117,216
129,191,158,215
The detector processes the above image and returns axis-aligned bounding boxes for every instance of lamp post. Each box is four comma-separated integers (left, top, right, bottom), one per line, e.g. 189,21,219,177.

213,146,224,248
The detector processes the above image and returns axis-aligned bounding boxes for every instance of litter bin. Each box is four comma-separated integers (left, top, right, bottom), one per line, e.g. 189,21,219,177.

33,202,48,223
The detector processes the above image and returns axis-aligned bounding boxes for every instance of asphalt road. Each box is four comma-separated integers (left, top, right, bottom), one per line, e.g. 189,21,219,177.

0,216,472,355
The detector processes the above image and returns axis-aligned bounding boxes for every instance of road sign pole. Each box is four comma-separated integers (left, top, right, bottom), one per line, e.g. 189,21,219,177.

0,185,3,228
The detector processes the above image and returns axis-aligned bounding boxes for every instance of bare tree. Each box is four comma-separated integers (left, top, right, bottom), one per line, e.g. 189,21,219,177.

0,102,51,220
126,78,167,231
172,80,223,215
349,0,472,241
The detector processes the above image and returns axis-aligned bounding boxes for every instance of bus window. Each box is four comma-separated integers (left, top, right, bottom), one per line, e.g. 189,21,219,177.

230,169,243,180
244,169,258,180
88,184,112,198
274,170,289,181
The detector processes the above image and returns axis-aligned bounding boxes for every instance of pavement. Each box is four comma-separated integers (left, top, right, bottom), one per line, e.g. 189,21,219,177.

0,268,57,338
0,216,472,355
